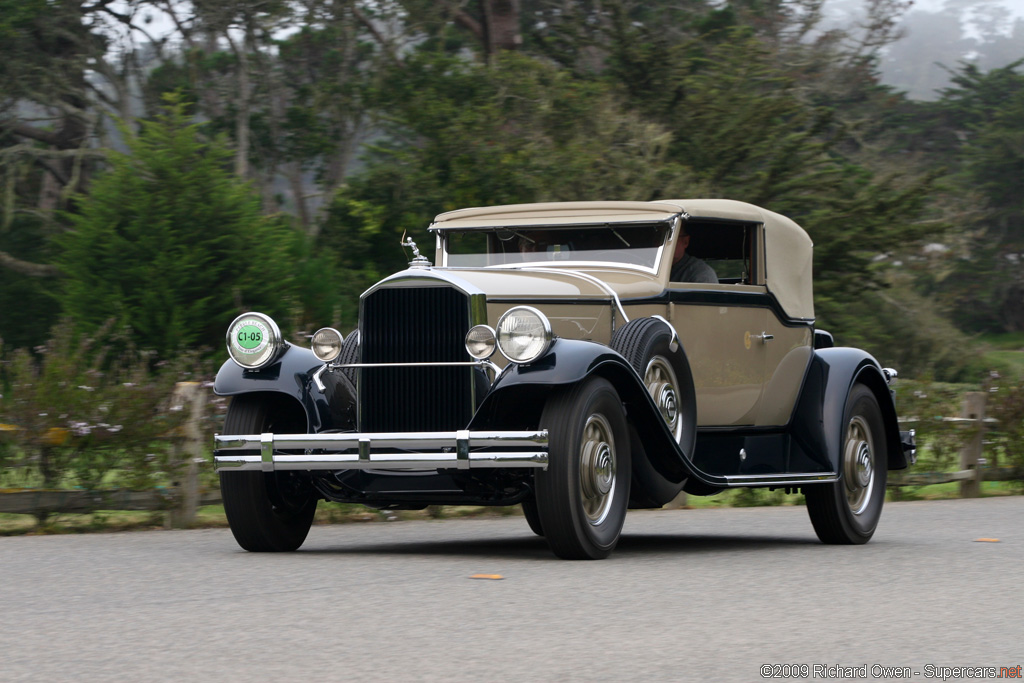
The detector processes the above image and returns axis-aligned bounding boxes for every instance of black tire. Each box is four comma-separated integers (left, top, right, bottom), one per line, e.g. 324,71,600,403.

521,498,544,537
535,377,631,560
611,317,695,505
805,384,888,544
338,329,360,387
220,395,318,552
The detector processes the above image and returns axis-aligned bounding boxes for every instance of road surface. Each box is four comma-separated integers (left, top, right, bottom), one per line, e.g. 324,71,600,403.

1,497,1021,681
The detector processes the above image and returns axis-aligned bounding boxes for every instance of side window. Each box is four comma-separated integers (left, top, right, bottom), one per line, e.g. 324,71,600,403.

675,221,759,285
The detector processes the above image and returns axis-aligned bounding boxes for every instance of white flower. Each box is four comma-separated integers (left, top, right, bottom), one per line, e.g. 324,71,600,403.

77,385,95,392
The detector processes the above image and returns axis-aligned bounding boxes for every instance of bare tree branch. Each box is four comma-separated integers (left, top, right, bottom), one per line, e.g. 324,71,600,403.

449,3,484,40
0,250,62,278
4,122,60,146
352,5,407,68
160,0,197,50
0,144,106,161
33,158,70,186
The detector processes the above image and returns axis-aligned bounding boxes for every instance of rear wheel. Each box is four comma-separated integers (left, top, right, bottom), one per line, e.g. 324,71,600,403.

220,395,318,552
805,384,887,544
535,377,631,559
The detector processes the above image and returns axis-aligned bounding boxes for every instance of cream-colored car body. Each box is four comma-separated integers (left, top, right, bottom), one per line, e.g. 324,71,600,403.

430,199,814,428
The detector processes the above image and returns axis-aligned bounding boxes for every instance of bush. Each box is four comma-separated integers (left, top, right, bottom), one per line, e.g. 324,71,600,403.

57,95,304,357
0,321,192,520
986,373,1024,473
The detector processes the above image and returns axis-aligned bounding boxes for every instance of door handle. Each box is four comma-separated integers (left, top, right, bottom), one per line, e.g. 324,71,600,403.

752,331,774,344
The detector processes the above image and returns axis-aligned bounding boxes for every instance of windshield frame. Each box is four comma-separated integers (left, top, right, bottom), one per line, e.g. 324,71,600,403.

434,219,676,275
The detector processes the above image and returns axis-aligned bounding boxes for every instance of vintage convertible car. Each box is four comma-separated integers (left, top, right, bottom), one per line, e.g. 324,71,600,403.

213,200,916,559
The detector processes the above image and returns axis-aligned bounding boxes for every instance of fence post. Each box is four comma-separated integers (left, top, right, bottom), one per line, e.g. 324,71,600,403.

166,382,207,528
959,392,986,499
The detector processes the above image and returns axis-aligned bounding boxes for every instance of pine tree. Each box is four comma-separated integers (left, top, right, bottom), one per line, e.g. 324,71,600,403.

57,97,302,356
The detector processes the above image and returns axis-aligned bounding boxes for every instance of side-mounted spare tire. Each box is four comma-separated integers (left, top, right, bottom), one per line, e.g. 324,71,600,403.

611,317,696,507
338,328,360,387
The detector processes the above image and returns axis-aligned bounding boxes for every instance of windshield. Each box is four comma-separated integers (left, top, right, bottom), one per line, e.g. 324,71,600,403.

443,222,671,271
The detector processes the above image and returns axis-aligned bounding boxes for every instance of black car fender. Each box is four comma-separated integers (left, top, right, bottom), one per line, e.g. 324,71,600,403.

469,337,703,490
213,345,353,432
791,347,907,473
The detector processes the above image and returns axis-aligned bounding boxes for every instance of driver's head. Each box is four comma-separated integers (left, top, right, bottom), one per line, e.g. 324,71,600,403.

673,226,691,262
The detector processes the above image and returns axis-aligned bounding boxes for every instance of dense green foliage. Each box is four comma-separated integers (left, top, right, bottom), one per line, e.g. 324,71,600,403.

56,100,304,356
0,0,1021,382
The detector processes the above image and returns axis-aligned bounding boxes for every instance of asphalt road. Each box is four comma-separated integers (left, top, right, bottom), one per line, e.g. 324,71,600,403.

1,497,1021,682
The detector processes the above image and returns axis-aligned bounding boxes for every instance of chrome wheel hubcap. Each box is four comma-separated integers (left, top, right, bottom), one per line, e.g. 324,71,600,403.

843,415,874,515
644,356,682,442
580,414,616,526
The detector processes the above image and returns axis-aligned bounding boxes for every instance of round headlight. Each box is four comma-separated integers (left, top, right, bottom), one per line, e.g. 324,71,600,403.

311,327,344,362
465,325,496,359
496,306,553,364
226,312,284,369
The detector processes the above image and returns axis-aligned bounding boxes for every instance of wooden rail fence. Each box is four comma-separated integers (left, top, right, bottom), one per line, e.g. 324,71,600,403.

1,388,1020,523
888,390,1022,496
0,382,216,528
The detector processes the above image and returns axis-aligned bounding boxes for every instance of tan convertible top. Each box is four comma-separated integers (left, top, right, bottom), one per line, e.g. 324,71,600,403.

432,200,814,320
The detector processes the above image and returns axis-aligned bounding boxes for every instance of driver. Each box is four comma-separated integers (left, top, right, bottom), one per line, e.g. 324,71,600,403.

670,225,717,283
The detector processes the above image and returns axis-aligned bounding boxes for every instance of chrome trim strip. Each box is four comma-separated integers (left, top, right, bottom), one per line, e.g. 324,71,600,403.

515,267,630,325
481,260,659,275
469,292,488,327
650,314,680,352
361,269,486,300
214,430,549,473
723,472,838,487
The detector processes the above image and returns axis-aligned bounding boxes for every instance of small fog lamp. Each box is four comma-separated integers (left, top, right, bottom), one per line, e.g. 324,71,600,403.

465,325,497,359
311,327,344,362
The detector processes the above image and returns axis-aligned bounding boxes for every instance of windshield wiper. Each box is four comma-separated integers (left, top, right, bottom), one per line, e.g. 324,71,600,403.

609,226,631,247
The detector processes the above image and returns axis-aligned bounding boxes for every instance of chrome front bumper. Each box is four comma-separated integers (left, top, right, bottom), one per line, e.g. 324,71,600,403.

213,430,549,473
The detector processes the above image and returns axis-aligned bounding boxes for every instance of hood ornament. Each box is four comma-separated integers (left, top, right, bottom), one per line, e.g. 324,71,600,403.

401,234,432,269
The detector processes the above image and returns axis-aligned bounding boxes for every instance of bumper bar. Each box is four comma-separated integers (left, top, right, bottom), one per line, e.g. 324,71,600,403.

213,430,548,473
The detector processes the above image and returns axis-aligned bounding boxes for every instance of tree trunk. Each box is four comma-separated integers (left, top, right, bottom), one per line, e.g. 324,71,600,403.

480,0,522,59
227,31,252,179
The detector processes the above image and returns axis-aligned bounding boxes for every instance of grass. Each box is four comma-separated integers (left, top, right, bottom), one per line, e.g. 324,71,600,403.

2,482,1020,536
0,501,523,536
978,332,1024,379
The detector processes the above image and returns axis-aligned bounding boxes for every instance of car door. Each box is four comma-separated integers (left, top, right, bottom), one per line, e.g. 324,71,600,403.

672,298,769,427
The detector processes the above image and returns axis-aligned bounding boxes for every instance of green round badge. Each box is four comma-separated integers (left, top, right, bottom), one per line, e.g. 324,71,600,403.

231,318,269,355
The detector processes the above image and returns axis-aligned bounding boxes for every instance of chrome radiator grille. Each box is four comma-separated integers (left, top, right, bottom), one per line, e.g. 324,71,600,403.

359,286,473,432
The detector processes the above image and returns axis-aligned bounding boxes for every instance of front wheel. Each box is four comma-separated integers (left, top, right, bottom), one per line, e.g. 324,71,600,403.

220,395,318,552
535,377,631,560
805,384,888,544
521,498,544,537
